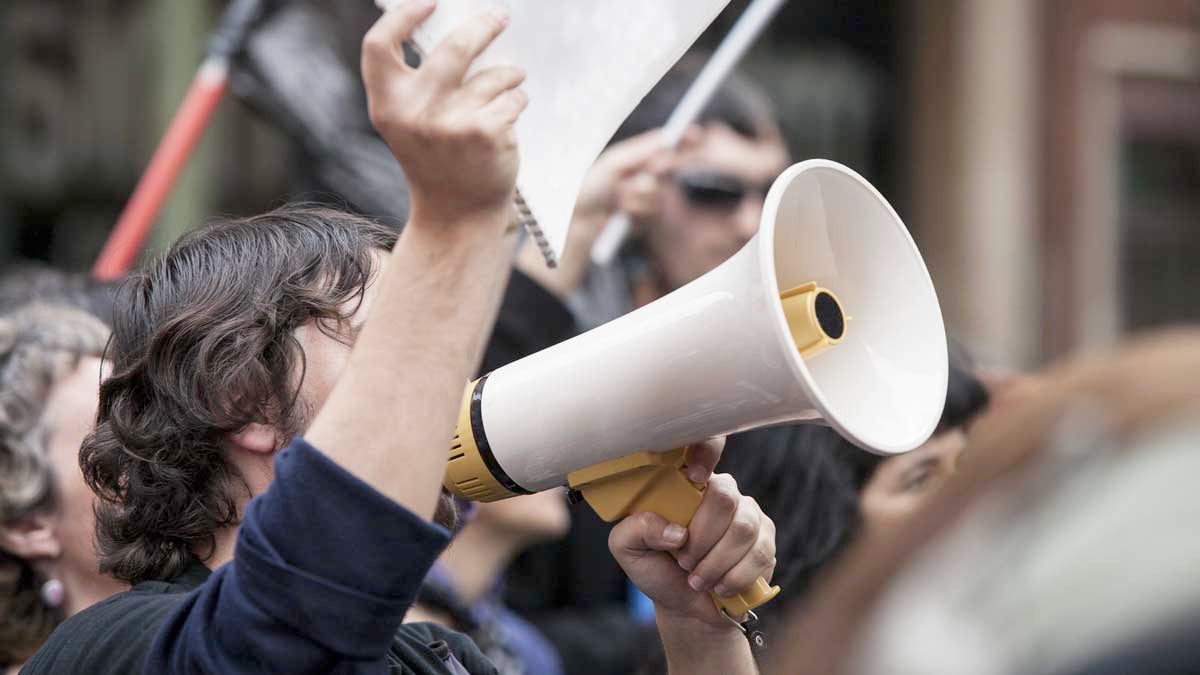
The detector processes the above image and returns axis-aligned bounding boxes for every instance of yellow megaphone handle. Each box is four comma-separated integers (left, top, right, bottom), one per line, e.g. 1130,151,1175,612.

567,448,781,618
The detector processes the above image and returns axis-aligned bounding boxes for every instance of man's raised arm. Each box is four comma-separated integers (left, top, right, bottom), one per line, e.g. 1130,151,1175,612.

307,0,527,519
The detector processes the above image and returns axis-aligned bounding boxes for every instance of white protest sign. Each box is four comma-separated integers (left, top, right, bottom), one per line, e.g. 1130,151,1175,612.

376,0,731,265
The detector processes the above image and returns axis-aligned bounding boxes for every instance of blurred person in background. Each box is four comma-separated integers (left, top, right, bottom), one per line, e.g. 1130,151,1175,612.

841,363,991,534
518,54,791,329
770,329,1200,675
0,304,126,673
692,364,989,648
410,491,571,675
0,263,119,325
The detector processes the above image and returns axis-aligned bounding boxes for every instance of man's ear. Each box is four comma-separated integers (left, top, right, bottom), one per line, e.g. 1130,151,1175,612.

229,422,280,455
0,512,61,561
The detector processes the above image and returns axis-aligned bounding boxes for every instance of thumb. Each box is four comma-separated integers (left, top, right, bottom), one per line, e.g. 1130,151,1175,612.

609,511,689,558
683,436,726,485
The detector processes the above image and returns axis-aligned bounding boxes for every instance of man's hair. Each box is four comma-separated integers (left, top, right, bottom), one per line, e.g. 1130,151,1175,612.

82,206,397,585
0,304,109,665
612,52,781,145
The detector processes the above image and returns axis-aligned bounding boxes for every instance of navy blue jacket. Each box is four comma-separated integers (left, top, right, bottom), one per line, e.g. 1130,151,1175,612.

23,440,497,674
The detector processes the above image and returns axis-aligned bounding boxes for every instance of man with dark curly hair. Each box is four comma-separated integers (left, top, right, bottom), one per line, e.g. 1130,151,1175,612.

24,3,776,674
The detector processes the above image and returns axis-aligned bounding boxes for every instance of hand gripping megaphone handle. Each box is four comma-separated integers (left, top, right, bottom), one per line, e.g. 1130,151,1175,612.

567,448,781,618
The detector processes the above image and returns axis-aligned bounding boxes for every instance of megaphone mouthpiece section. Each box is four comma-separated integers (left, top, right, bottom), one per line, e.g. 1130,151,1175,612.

761,161,948,455
779,282,846,360
815,292,846,340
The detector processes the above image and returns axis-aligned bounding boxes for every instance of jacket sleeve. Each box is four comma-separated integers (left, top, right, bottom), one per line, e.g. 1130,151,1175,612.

144,439,452,674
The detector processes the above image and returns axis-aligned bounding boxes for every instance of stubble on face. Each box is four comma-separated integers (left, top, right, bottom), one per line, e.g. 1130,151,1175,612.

289,252,463,531
433,492,460,531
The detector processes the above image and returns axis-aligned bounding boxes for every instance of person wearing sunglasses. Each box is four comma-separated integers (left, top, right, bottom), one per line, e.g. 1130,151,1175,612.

518,53,790,334
658,166,780,283
638,133,789,302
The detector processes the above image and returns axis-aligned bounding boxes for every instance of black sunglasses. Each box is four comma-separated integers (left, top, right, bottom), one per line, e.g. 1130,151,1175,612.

676,171,774,212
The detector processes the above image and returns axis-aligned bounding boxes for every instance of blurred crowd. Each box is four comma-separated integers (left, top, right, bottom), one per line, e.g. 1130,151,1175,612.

3,2,1200,674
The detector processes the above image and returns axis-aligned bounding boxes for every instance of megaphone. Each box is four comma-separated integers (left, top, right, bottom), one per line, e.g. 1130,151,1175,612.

448,159,948,615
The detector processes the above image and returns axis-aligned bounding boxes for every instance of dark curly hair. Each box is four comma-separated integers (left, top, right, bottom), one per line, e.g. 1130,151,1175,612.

82,206,397,585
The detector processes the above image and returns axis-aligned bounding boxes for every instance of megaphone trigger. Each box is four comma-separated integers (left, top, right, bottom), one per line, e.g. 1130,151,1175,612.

566,448,781,617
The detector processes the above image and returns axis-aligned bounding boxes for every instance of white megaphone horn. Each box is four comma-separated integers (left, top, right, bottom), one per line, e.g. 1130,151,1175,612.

447,159,949,616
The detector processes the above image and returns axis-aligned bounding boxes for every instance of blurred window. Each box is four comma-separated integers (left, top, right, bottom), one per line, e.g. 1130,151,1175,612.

1118,80,1200,331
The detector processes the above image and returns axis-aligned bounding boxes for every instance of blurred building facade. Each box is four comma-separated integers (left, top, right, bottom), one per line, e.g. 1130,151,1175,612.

0,0,289,270
1,0,1196,367
907,0,1199,367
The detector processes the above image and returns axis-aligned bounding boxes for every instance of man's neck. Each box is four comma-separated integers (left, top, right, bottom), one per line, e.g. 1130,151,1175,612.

205,525,239,572
57,562,125,618
438,523,524,605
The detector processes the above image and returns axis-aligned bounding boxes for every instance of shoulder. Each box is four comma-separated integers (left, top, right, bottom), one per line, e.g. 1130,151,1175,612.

21,584,185,674
388,622,498,675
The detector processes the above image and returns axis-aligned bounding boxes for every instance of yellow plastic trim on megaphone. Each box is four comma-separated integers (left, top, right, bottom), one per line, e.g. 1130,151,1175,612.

445,377,526,503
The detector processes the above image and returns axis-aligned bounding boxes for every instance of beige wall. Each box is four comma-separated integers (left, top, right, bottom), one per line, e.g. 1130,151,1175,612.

909,0,1042,367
